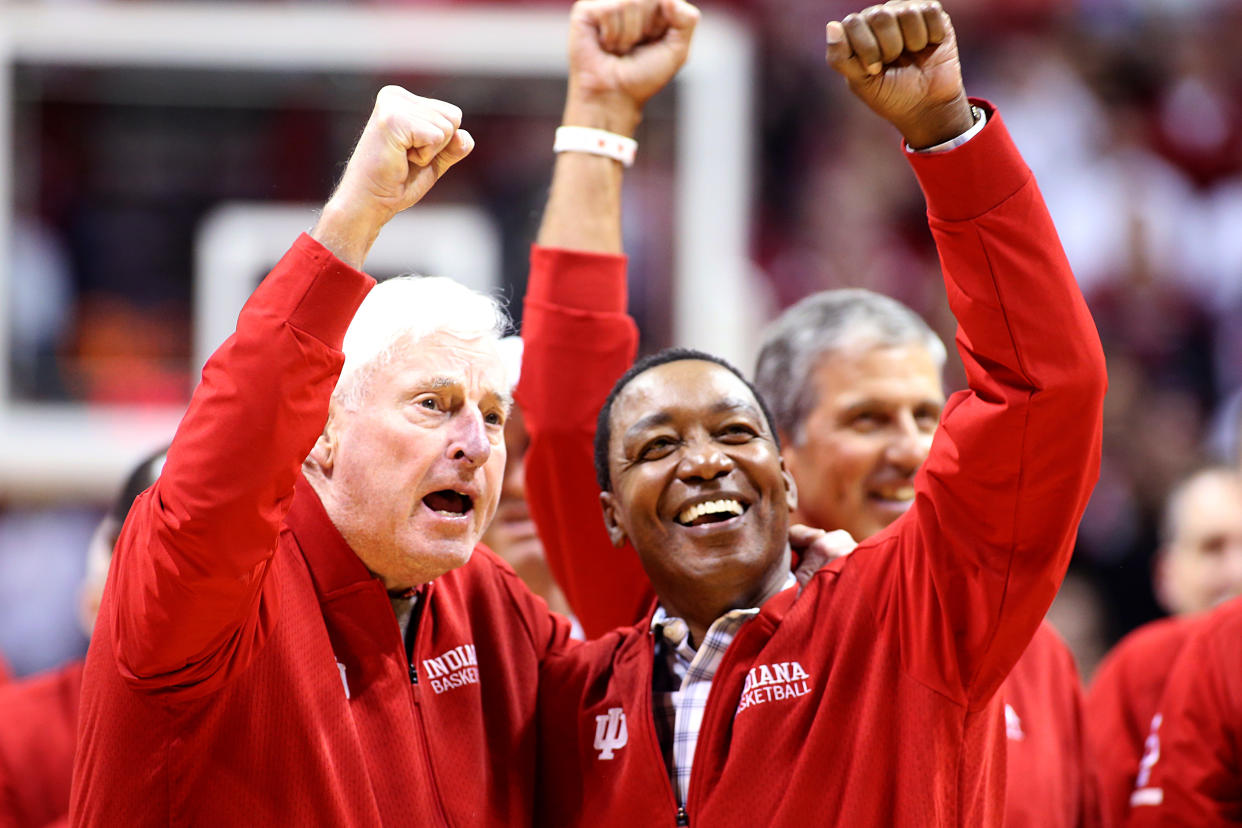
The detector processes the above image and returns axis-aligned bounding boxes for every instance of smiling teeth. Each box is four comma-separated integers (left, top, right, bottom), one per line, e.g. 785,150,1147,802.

677,499,744,525
877,487,916,502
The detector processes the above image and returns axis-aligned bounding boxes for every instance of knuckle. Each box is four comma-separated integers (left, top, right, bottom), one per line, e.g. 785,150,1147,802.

376,84,404,104
442,102,463,126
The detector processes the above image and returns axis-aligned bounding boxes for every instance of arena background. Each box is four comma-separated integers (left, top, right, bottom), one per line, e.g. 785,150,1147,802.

0,0,1238,681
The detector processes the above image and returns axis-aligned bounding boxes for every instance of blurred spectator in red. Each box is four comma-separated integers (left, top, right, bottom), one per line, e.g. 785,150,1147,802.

0,447,166,828
1086,466,1242,828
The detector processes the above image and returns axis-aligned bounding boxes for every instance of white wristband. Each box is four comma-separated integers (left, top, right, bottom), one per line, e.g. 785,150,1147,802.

554,126,637,167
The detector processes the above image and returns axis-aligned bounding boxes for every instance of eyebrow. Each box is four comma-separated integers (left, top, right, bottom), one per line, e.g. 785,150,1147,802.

624,411,672,440
622,396,762,440
422,376,513,409
714,397,762,418
838,396,944,416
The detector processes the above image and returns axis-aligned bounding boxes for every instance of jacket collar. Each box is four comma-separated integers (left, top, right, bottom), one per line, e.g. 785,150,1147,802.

286,473,382,600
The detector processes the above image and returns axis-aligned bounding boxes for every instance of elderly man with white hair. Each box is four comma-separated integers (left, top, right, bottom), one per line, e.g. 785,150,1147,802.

70,87,572,827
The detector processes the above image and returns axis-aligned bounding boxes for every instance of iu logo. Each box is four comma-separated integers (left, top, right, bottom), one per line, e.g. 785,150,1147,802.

593,707,628,760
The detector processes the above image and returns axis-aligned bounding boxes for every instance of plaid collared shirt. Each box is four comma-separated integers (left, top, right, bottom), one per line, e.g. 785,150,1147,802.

650,572,796,805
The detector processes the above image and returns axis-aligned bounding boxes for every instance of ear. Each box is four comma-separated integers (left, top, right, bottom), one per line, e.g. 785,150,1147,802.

780,456,798,514
778,428,800,476
600,491,628,548
308,400,342,474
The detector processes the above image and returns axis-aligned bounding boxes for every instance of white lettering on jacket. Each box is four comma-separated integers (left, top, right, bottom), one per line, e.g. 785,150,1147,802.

737,661,812,713
593,707,628,759
1130,713,1164,808
422,644,480,695
1005,703,1025,741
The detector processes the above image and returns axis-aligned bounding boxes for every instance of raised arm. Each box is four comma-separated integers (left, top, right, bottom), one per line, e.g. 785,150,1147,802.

108,88,473,687
518,0,698,637
826,2,1107,703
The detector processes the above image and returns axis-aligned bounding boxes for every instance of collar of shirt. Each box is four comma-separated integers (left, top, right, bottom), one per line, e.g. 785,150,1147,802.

650,571,797,667
649,571,796,805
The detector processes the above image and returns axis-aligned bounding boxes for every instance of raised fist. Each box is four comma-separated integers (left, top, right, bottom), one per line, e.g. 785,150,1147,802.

567,0,700,118
314,86,474,267
825,1,973,149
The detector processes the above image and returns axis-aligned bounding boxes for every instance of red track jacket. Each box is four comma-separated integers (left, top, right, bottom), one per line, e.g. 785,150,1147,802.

0,660,82,828
1004,623,1098,828
1085,615,1194,828
71,236,572,827
1125,598,1242,827
519,105,1106,827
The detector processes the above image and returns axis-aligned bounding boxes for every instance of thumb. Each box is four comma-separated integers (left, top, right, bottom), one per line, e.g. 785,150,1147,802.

787,523,825,549
430,129,475,179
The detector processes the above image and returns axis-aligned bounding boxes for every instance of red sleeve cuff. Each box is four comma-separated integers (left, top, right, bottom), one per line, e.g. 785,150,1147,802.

285,233,376,349
905,100,1033,223
528,245,628,313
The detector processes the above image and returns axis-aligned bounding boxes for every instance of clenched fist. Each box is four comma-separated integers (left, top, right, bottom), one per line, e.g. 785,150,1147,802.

825,1,973,149
564,0,700,135
313,86,474,268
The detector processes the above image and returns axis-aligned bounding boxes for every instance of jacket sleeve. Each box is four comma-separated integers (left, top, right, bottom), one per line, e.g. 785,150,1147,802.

107,234,373,690
1125,606,1242,827
864,102,1107,708
516,246,651,639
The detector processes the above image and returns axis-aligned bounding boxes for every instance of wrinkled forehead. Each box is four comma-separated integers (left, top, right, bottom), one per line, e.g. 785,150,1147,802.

811,342,945,398
386,331,511,400
610,360,762,441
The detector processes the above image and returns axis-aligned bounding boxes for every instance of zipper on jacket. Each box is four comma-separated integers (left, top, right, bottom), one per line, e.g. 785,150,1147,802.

681,612,770,820
405,583,451,827
404,590,427,686
640,628,689,825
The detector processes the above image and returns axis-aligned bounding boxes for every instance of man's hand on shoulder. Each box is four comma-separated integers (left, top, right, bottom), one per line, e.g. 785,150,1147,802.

825,1,973,150
563,0,700,134
791,525,857,593
313,86,474,268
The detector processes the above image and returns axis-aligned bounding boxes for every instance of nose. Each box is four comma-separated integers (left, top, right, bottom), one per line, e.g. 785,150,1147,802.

677,434,734,483
885,411,931,473
447,409,492,469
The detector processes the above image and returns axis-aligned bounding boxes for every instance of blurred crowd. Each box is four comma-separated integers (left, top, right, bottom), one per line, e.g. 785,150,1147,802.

737,0,1242,669
4,0,1242,682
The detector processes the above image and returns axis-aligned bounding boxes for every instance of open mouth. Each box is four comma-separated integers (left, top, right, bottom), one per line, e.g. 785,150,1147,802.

675,498,747,527
423,490,474,517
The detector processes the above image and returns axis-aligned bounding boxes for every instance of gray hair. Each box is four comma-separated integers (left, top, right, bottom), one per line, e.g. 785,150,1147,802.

333,274,510,410
753,288,947,445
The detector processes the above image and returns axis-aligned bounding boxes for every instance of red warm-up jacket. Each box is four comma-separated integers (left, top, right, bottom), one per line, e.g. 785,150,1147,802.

1125,598,1242,828
1004,623,1099,828
519,105,1107,827
71,236,573,827
1085,615,1194,828
0,659,82,828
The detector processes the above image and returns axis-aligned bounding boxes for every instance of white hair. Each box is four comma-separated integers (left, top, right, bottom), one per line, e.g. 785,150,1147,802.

754,288,948,446
333,275,510,409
